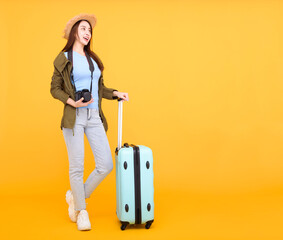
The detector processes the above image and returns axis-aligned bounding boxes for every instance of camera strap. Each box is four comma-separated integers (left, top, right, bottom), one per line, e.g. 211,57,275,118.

67,49,95,94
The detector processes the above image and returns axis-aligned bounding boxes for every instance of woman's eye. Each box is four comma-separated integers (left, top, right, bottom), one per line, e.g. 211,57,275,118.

81,27,90,33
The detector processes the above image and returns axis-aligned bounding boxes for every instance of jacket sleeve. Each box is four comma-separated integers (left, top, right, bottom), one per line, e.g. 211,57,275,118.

50,65,70,104
102,77,119,100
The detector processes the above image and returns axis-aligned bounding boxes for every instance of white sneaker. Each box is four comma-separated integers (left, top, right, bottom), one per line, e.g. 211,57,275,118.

77,210,91,231
65,190,79,222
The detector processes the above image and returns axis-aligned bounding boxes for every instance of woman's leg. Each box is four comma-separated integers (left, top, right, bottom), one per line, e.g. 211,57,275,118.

62,108,87,211
84,108,113,198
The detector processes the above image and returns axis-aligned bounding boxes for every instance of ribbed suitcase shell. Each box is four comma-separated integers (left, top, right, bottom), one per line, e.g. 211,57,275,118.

115,144,154,229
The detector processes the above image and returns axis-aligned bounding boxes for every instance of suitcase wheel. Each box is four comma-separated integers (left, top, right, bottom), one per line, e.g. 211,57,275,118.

120,221,129,231
145,220,154,229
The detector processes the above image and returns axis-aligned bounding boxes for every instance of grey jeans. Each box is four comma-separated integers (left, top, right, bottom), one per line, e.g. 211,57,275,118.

62,108,113,211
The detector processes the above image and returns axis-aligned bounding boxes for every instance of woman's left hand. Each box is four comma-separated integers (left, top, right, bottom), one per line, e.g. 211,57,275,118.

114,91,129,101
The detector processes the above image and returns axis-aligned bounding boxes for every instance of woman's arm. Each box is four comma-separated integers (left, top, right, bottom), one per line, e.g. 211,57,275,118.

101,77,119,100
66,98,76,107
50,66,70,104
50,65,96,107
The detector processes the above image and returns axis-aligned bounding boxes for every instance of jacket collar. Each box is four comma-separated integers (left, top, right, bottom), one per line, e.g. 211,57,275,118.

53,51,69,73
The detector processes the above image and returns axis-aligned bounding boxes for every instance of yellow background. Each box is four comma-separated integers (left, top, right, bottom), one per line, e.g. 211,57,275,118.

0,0,283,239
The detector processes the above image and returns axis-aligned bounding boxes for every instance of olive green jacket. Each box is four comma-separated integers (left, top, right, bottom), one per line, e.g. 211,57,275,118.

50,51,118,135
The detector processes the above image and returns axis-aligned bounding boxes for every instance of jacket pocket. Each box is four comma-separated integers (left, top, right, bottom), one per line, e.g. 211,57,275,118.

63,104,76,128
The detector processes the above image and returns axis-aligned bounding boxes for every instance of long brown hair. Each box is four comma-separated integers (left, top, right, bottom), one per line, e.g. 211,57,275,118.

61,19,104,72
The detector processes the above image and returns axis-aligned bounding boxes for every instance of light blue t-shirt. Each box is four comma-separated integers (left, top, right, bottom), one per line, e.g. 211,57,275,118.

64,50,101,109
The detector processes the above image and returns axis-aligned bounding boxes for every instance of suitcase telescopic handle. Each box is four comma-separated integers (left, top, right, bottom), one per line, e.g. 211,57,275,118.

117,98,124,150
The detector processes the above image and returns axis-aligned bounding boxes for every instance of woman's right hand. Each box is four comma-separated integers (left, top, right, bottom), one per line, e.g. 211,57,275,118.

74,97,94,108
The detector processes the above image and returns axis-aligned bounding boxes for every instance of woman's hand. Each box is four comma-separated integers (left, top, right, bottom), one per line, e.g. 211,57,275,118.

75,97,94,108
66,95,94,108
113,91,129,101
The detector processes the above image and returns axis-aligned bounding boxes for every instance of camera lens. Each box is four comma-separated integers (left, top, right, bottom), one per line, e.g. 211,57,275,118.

83,92,91,102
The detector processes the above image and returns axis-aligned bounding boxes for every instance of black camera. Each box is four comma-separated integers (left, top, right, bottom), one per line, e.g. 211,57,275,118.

75,89,92,102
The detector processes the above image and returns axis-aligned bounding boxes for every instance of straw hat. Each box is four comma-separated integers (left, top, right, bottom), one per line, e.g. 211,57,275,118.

62,13,97,40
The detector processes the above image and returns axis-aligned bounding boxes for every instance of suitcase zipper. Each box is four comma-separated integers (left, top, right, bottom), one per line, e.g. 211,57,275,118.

133,145,142,224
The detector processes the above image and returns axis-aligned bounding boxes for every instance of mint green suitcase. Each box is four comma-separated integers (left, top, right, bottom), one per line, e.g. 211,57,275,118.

115,99,154,230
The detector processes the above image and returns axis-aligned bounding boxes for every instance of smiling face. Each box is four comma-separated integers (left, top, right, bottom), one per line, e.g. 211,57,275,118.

75,20,92,46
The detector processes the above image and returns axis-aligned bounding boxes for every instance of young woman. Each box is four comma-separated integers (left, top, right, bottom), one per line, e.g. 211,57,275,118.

50,13,129,231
